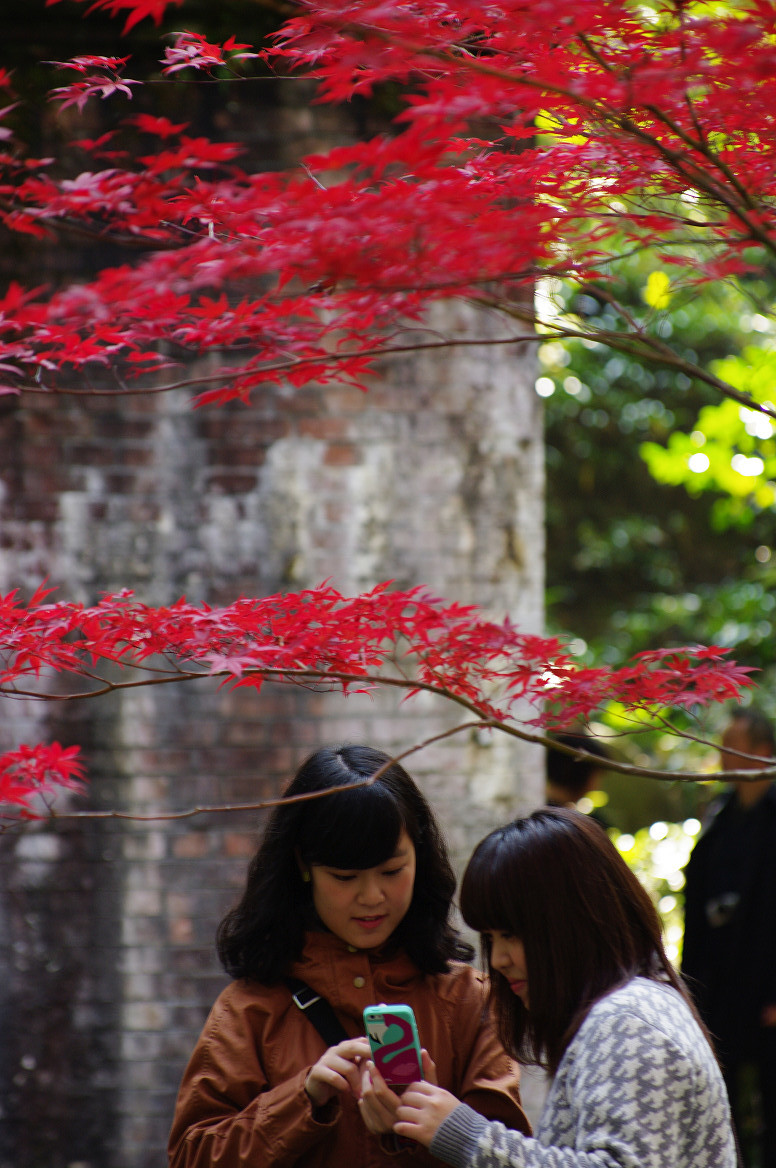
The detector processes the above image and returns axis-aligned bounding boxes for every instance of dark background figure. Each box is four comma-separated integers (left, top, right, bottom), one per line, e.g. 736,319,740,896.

682,705,776,1168
545,732,611,827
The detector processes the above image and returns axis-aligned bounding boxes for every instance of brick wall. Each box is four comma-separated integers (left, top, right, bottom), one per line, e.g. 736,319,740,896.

0,298,543,1167
0,22,544,1167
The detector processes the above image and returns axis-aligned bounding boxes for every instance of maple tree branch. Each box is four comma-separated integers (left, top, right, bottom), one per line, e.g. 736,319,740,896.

7,718,490,825
347,22,776,259
6,695,769,828
474,294,776,421
0,662,764,787
9,331,540,398
645,708,748,763
14,308,774,421
639,100,762,217
0,199,186,251
1,2,773,829
576,27,763,219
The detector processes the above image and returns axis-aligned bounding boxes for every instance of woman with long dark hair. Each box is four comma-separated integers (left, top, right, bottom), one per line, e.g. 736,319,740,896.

168,745,527,1168
385,807,737,1168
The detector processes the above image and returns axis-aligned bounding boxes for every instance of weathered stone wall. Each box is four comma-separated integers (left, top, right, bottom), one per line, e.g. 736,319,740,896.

0,302,543,1168
0,12,545,1166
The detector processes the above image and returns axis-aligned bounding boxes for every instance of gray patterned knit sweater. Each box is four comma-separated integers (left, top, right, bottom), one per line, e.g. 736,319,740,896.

430,977,736,1168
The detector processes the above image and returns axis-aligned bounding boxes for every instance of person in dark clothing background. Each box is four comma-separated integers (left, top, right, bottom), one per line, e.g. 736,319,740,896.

682,705,776,1168
545,732,611,827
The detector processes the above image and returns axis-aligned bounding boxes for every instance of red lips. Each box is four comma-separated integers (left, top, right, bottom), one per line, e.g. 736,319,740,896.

353,915,387,930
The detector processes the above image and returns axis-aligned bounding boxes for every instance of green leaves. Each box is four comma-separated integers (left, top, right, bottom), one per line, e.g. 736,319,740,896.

641,346,776,528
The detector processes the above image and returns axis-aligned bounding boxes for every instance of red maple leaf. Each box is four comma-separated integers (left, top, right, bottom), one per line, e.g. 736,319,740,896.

0,742,86,816
46,54,132,73
127,113,188,138
45,0,183,35
161,31,259,76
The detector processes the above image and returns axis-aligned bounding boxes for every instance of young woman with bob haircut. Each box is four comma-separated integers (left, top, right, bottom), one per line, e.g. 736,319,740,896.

168,745,528,1168
382,807,737,1168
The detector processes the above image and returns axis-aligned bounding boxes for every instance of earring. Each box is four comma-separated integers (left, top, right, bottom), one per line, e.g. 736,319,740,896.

302,870,311,883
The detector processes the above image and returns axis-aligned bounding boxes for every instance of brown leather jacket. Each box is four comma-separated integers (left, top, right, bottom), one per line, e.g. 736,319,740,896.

168,932,529,1168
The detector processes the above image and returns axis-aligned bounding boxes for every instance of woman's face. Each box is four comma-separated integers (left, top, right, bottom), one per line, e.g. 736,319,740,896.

308,828,416,950
486,930,529,1009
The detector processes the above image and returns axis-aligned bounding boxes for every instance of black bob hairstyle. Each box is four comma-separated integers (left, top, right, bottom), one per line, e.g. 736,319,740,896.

460,806,706,1074
217,744,472,982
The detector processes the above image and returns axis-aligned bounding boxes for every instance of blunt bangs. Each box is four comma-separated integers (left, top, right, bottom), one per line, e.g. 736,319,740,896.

460,827,526,937
295,780,406,870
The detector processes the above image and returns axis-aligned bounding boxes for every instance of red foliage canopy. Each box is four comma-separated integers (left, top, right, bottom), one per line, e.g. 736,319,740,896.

0,580,755,816
1,0,771,812
2,0,774,408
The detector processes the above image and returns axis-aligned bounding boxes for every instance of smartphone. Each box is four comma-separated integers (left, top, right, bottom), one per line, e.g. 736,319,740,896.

363,1003,424,1086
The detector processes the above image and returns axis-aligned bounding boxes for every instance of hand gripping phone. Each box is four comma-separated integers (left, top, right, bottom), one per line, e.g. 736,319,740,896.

363,1003,424,1086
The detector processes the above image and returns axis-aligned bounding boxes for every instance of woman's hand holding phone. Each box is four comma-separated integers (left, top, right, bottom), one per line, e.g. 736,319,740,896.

394,1057,460,1149
359,1003,456,1143
358,1059,402,1134
360,1049,439,1137
304,1036,372,1109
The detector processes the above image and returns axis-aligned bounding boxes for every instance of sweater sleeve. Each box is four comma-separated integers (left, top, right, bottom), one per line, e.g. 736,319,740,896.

167,994,339,1168
430,1004,734,1168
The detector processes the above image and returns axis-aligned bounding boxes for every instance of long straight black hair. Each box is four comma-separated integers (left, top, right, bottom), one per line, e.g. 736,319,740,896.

460,807,706,1074
217,744,473,982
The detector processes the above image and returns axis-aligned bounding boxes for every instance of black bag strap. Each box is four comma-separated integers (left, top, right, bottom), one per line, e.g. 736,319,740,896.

285,977,349,1048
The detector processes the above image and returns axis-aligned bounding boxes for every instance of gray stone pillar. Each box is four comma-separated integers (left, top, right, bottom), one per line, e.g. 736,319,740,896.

0,57,544,1168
